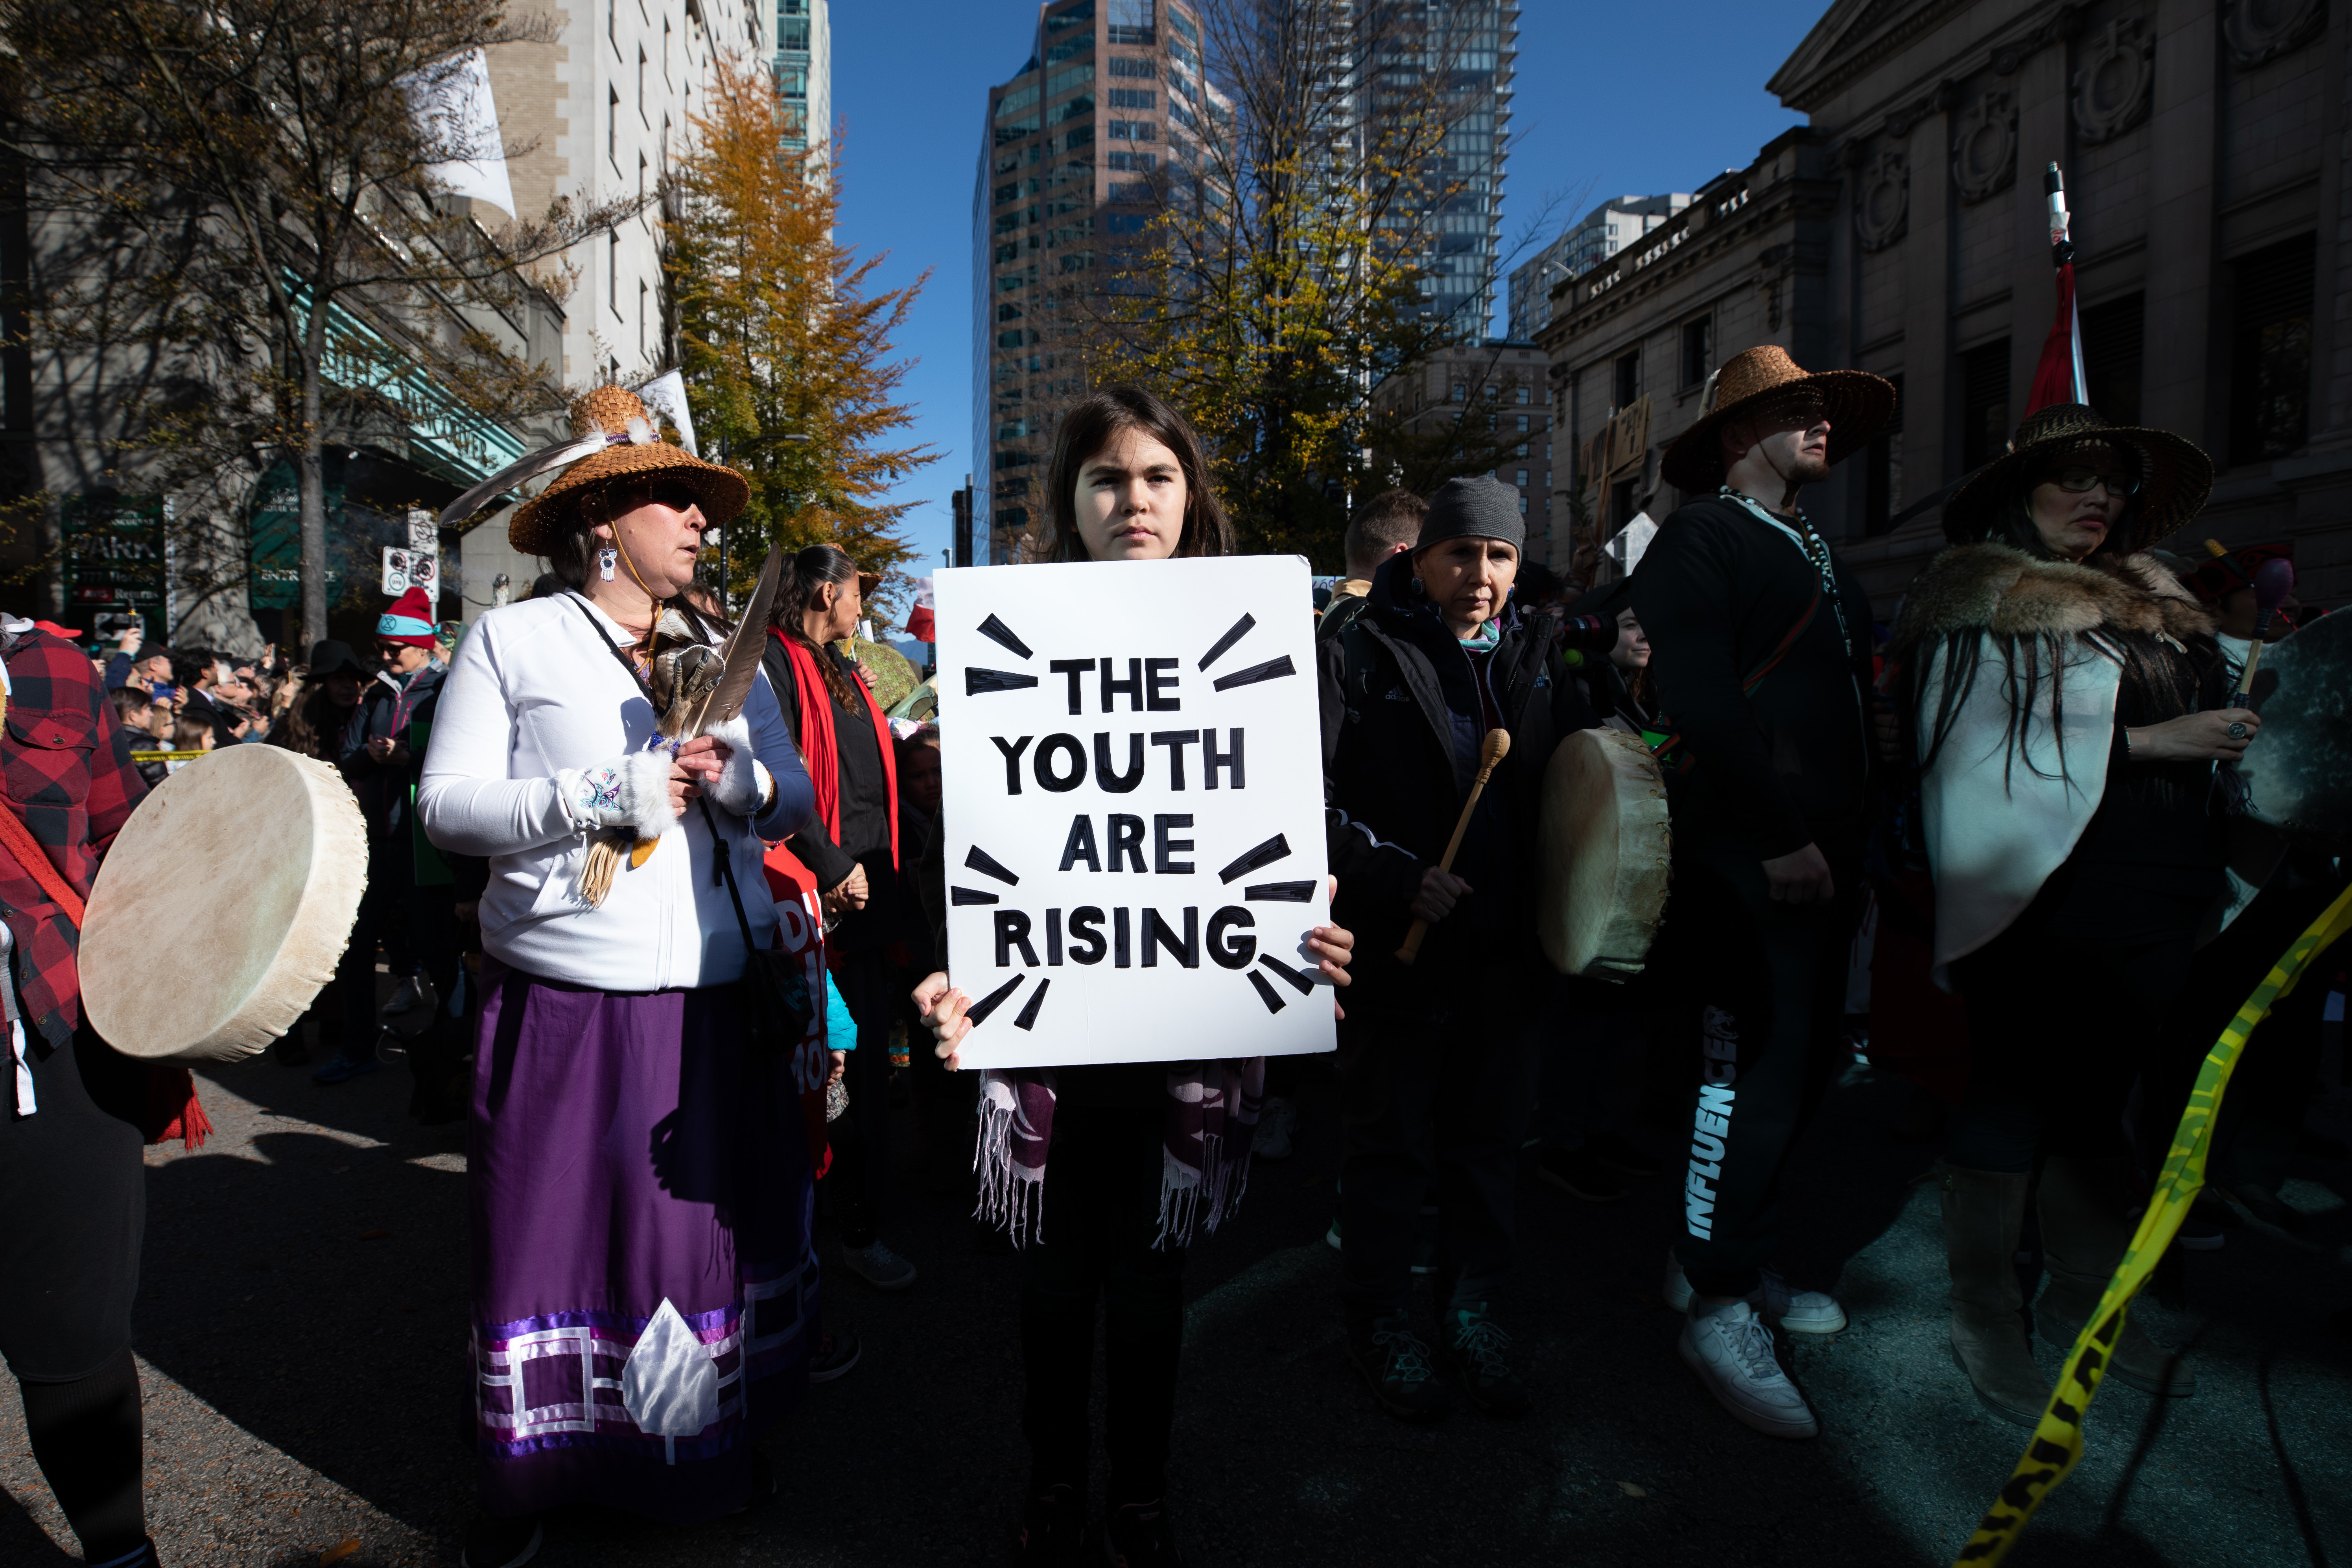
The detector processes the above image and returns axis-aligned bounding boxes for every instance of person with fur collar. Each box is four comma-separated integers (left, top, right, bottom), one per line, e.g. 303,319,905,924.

1891,402,2255,1428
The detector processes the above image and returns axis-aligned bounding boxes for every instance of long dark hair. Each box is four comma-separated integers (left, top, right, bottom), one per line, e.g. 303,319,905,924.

767,542,864,708
1045,386,1234,562
544,477,729,650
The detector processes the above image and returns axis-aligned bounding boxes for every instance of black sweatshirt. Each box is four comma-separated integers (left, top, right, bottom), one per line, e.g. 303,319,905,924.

1629,494,1874,862
761,636,898,954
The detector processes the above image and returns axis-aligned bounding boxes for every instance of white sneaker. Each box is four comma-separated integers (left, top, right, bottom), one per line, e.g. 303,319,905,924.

1661,1248,1847,1334
383,976,430,1017
1679,1300,1818,1439
839,1240,917,1292
1254,1096,1297,1161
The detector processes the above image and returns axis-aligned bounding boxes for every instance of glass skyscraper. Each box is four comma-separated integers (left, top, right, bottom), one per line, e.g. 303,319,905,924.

972,0,1209,563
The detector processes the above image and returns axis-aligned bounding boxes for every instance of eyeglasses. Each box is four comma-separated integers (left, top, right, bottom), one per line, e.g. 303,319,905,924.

2045,467,2141,497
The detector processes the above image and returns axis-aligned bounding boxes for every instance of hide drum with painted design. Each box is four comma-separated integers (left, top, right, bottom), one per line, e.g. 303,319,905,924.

83,744,368,1061
2236,607,2352,850
1538,726,1672,981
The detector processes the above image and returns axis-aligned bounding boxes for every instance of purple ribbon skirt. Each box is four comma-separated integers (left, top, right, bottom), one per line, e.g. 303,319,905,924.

468,962,815,1522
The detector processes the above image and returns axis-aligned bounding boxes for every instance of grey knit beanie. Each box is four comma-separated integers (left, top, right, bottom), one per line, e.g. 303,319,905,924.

1414,475,1526,555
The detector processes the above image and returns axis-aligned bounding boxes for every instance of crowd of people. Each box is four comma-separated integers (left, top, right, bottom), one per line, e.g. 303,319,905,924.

0,353,2343,1568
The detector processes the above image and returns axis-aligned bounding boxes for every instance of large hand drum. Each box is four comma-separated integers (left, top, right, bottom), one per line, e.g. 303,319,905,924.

1537,727,1673,981
2235,609,2352,849
82,746,368,1061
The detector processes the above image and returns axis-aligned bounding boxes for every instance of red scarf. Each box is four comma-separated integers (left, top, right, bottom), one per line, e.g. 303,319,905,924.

770,629,899,871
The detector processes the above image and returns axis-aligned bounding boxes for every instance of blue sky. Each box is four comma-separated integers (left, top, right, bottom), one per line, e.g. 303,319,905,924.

830,1,1817,579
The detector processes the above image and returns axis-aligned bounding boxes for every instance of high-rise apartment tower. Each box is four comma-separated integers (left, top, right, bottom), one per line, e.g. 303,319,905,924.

1390,0,1517,328
774,0,832,155
973,0,1211,564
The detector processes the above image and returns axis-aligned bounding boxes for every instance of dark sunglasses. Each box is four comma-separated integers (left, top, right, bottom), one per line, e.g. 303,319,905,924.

635,480,702,514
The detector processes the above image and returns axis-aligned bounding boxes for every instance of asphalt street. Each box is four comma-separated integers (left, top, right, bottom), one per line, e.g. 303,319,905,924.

4,996,2350,1568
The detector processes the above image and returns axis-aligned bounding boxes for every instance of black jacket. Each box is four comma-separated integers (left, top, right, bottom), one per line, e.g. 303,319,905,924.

337,662,444,844
1629,494,1874,862
1318,552,1600,983
761,634,899,954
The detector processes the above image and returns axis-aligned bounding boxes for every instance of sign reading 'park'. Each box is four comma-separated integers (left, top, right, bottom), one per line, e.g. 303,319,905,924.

935,556,1338,1071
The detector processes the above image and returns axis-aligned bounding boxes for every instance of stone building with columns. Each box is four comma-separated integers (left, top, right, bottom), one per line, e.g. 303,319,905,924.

1534,0,2348,612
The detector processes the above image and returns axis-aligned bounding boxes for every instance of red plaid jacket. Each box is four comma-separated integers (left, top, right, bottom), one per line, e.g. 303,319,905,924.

2,627,147,1050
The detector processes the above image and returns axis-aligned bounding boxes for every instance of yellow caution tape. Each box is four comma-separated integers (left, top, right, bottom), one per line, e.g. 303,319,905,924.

129,749,213,762
1955,881,2352,1566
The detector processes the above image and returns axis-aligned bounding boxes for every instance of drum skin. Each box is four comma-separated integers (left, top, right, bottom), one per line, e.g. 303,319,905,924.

2237,609,2352,849
1537,727,1672,981
83,746,368,1061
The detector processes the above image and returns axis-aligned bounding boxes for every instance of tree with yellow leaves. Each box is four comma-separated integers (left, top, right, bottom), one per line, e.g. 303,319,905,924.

667,57,933,615
1088,0,1525,564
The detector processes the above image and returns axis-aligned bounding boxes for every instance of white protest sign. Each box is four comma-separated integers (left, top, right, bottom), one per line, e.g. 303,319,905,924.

936,555,1336,1071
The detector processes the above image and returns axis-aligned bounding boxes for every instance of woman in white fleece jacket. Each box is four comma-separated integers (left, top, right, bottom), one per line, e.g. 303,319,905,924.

417,385,819,1567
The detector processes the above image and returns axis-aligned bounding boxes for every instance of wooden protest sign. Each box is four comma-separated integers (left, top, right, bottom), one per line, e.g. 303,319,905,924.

934,556,1337,1071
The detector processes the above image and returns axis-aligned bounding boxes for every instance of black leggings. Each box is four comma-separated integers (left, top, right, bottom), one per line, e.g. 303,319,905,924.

1020,1108,1185,1509
17,1347,146,1563
1948,912,2195,1174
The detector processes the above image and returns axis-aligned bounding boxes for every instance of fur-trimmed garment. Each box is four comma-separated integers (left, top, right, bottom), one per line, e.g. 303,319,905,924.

1891,543,2212,657
1893,544,2215,980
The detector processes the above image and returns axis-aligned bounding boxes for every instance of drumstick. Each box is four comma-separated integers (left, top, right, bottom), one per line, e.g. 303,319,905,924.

1395,728,1510,965
2229,557,2296,706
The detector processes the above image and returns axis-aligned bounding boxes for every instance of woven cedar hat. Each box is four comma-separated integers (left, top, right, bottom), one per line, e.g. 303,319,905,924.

1940,403,2213,553
1659,345,1896,494
505,385,748,554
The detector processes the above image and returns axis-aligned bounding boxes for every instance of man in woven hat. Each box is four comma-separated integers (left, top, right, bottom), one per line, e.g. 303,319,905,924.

1631,345,1894,1440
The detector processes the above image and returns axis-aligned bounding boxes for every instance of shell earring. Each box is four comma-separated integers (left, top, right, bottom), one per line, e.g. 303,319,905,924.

599,547,617,582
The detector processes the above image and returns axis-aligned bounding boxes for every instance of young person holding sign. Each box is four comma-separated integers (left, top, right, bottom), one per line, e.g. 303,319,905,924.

914,387,1356,1568
1318,475,1606,1422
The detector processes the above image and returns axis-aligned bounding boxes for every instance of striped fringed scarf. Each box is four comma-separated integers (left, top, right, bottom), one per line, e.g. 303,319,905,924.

975,1058,1266,1249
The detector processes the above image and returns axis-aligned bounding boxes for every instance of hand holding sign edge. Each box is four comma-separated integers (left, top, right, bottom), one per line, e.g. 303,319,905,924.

911,873,1355,1066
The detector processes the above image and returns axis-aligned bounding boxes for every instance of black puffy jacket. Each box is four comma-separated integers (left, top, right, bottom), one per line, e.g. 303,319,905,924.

1318,552,1599,989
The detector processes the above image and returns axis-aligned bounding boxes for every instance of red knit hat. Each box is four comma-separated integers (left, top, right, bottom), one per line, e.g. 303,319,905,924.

376,586,437,648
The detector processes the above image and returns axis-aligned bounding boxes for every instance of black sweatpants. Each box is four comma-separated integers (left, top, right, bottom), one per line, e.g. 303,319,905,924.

1,1031,149,1561
1664,845,1863,1300
1337,965,1542,1320
1021,1107,1185,1509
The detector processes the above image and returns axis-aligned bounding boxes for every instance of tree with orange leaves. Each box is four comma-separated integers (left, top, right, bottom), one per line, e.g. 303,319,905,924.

667,56,933,619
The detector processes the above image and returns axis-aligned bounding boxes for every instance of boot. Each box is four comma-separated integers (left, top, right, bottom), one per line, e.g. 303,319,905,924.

1937,1163,2046,1427
2035,1156,2194,1397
